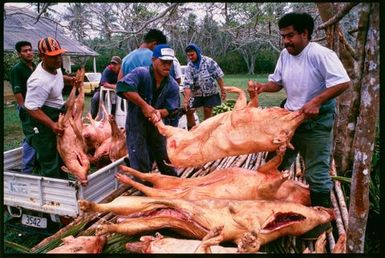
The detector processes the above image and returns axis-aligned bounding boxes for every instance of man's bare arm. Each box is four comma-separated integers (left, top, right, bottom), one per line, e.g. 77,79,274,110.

14,93,25,107
300,81,351,118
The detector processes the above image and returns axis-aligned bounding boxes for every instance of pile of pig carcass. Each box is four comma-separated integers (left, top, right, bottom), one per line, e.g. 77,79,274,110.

57,68,127,185
56,85,340,254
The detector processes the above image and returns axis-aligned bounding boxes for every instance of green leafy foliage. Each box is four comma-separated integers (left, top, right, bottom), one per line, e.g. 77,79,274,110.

216,51,247,74
213,100,236,115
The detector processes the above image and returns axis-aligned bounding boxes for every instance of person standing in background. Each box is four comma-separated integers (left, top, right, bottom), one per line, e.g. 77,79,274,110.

90,56,121,118
10,41,37,174
118,29,167,80
182,43,226,130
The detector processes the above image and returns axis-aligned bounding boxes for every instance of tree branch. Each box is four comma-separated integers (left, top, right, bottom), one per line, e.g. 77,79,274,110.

317,2,359,30
34,3,49,24
338,31,358,61
104,3,181,35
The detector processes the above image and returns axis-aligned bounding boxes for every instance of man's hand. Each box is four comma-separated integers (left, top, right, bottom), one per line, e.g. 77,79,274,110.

72,76,83,88
149,109,161,124
142,105,160,124
220,89,226,101
51,122,64,136
142,104,155,118
299,100,321,119
247,80,256,98
183,98,190,111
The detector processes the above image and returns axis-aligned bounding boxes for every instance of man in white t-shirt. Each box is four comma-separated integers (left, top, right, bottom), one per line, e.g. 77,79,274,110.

24,37,78,178
248,12,351,239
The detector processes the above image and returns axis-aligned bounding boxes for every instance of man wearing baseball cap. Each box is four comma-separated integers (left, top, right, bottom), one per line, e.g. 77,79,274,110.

24,36,79,178
115,44,180,178
90,55,122,118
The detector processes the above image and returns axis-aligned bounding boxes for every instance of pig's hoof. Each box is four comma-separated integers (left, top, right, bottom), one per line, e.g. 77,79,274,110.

238,231,260,253
281,170,290,179
78,200,92,211
95,225,109,236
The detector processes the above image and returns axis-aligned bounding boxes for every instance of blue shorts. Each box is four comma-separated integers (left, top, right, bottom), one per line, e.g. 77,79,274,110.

190,93,221,108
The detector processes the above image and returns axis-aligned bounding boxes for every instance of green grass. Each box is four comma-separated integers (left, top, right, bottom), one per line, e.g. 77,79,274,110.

3,105,24,151
223,73,286,107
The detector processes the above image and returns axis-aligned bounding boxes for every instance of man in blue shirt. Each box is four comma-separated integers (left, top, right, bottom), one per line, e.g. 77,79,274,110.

116,44,180,176
90,56,121,118
118,29,167,80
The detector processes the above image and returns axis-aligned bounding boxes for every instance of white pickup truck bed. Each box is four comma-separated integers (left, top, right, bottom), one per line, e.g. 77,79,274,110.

4,147,126,217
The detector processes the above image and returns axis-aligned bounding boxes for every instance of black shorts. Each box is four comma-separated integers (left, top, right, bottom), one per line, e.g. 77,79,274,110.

190,93,221,108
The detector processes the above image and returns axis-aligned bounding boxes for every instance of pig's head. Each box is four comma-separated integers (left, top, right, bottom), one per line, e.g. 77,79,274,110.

125,238,153,253
258,206,335,241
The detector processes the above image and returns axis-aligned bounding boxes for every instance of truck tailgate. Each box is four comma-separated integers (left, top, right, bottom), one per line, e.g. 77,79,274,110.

4,147,126,217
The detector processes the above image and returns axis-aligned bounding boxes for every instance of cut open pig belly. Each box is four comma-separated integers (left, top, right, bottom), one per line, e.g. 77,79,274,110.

155,86,305,168
79,196,335,252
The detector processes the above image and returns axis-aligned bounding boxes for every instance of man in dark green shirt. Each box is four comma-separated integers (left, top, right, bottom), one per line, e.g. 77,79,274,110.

10,41,36,174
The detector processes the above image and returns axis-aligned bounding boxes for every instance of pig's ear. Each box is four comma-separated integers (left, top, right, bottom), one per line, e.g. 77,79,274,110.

260,211,306,233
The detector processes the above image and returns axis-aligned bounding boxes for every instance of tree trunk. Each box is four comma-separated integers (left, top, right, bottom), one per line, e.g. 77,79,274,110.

317,3,379,253
346,3,379,253
317,3,360,176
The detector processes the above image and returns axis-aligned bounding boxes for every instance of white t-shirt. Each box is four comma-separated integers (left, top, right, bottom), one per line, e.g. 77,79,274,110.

268,42,350,111
173,57,182,80
25,62,64,110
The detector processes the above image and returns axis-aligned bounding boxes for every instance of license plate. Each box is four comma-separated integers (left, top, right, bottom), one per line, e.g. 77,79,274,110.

21,214,47,228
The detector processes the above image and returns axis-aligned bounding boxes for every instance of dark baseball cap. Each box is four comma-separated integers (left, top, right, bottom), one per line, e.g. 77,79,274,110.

110,56,121,64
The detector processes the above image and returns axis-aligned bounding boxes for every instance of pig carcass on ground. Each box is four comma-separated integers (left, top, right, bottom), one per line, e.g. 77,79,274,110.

47,235,107,253
115,148,310,205
108,114,127,162
125,226,239,253
57,68,90,184
154,86,305,168
78,196,334,252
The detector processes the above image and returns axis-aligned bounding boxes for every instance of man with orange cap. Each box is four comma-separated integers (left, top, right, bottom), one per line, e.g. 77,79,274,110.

24,37,78,178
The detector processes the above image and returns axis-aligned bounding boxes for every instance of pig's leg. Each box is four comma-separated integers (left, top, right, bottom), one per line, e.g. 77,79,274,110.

224,86,247,110
256,145,286,174
115,173,177,198
195,225,224,253
95,218,207,238
246,80,259,108
332,233,346,253
314,232,327,253
257,170,290,198
119,165,183,188
78,199,130,214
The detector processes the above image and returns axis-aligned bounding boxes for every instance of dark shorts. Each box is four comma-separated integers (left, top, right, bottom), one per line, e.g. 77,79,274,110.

190,93,221,108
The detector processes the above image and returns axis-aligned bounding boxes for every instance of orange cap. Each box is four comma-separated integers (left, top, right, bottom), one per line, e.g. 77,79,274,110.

38,37,66,56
